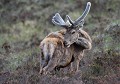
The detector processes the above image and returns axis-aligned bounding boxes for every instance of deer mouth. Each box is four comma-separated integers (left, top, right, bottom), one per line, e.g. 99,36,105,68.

65,44,70,48
64,42,71,48
66,44,70,48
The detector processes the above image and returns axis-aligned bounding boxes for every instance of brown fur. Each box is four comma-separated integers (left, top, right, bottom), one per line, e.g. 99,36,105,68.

56,28,92,73
39,28,92,74
39,30,65,74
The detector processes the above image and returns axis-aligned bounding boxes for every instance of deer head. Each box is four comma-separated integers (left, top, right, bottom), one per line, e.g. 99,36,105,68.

52,2,91,47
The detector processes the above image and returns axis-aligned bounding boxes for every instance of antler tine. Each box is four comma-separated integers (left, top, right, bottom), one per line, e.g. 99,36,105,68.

74,2,91,26
52,13,66,27
66,15,74,25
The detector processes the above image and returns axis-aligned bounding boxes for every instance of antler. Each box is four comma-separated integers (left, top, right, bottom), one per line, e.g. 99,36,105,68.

52,2,91,28
66,15,74,25
67,2,91,27
52,13,72,27
73,2,91,26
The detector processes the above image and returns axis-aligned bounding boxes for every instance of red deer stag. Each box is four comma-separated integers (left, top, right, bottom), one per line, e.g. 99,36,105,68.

39,2,92,75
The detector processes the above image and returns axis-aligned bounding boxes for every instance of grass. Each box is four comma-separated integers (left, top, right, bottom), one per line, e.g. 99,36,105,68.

3,47,40,72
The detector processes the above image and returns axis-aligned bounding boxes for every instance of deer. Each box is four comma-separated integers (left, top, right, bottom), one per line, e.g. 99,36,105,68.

39,2,92,75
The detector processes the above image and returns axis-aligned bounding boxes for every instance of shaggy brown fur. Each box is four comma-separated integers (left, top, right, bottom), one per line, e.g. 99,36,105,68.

39,28,92,75
39,30,65,74
56,28,92,73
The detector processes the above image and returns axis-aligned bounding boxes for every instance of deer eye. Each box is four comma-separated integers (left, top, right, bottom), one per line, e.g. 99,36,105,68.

71,30,75,34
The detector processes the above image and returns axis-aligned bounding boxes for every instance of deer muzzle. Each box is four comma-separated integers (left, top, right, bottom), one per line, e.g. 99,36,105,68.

64,41,71,48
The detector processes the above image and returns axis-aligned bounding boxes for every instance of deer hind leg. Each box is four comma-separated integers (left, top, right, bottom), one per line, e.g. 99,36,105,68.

39,59,49,74
42,55,60,75
42,59,54,75
55,60,70,71
39,50,50,74
55,54,73,71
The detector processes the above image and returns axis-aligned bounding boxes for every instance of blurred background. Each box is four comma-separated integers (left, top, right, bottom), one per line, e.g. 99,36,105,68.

0,0,120,84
